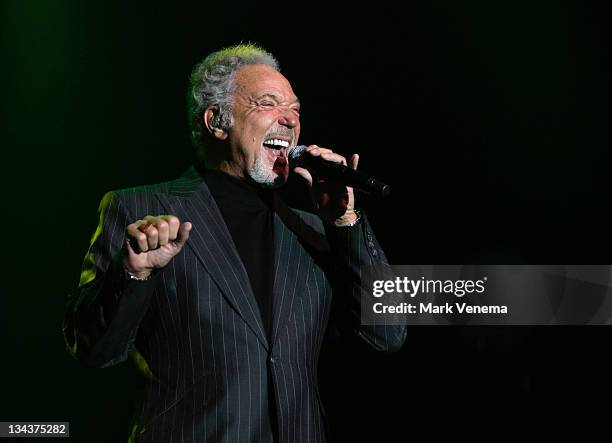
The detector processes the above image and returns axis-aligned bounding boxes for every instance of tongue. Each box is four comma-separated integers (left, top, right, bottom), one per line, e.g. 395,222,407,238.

273,156,288,171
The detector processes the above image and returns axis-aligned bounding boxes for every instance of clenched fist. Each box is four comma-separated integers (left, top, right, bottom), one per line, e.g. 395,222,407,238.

122,215,192,279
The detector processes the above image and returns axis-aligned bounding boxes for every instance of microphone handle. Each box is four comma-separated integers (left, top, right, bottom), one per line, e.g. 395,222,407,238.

300,155,391,197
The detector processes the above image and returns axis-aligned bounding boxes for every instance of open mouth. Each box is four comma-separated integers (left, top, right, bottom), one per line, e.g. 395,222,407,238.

262,138,291,173
262,137,291,162
262,138,291,150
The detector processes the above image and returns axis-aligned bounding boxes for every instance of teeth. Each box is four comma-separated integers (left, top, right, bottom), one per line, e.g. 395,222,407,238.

264,138,290,148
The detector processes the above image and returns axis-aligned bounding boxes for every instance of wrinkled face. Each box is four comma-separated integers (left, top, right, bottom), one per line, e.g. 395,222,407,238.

225,64,301,188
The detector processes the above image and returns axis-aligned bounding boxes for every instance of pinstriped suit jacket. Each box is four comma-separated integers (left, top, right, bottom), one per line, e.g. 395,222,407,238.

64,166,406,442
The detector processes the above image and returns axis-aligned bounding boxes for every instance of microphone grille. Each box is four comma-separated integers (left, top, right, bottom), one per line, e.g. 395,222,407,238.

288,144,307,162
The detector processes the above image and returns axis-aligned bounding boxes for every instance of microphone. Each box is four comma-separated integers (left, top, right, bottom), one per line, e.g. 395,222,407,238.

288,145,391,197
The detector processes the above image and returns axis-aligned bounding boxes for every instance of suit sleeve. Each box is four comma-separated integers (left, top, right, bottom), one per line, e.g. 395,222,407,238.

63,191,158,368
324,212,407,353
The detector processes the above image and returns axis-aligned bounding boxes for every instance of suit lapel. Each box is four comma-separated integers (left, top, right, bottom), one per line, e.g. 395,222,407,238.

270,194,311,346
156,167,269,350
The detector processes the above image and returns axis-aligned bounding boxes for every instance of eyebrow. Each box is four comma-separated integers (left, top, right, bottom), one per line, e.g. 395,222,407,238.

255,94,301,107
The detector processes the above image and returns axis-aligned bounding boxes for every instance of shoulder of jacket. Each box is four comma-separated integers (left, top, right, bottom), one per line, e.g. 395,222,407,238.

112,180,174,197
98,180,175,214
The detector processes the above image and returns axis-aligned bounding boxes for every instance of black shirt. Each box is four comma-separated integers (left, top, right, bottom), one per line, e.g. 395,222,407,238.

202,170,274,338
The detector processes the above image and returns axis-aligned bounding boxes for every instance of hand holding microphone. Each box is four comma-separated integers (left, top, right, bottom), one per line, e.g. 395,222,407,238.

290,145,358,225
289,144,390,197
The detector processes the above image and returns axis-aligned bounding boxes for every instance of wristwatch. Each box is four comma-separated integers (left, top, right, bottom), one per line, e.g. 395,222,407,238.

337,208,362,227
125,269,152,281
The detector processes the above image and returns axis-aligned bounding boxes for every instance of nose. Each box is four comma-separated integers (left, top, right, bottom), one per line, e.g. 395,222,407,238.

278,108,299,128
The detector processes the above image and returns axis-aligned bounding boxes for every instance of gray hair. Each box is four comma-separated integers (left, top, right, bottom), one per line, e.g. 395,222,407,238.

187,43,280,164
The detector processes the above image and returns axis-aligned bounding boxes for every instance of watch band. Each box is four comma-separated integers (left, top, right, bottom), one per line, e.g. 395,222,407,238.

337,208,362,227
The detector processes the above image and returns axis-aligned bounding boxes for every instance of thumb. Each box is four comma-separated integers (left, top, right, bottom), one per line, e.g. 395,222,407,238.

175,222,192,246
293,166,313,186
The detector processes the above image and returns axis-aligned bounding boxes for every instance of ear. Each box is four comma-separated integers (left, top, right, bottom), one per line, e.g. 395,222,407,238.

204,106,228,140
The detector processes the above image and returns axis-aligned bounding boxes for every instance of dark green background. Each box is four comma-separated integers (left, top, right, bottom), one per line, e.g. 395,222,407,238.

3,1,612,441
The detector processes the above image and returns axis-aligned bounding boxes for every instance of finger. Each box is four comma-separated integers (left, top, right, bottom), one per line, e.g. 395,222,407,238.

156,219,170,246
161,215,180,241
305,145,334,157
126,223,149,252
305,145,322,156
139,217,159,249
319,151,347,166
124,236,139,256
350,153,359,170
306,145,346,165
306,145,337,157
293,166,313,186
140,215,170,249
144,225,159,250
313,147,334,155
137,220,153,233
175,222,192,246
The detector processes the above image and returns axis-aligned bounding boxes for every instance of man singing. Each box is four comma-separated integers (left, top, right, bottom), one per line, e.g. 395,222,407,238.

64,43,406,442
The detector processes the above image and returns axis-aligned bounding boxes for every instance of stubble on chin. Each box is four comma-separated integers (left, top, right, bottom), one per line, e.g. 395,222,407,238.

248,150,284,189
